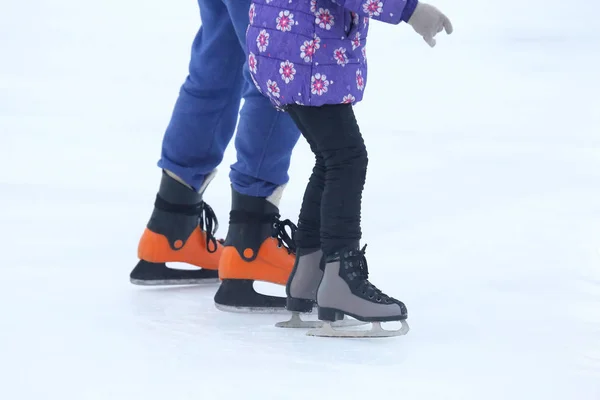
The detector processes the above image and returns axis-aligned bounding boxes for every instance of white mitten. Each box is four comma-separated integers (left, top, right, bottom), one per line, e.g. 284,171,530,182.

407,2,453,47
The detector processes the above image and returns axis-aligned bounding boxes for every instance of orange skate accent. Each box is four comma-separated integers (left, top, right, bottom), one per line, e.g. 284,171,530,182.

218,237,295,285
137,227,222,270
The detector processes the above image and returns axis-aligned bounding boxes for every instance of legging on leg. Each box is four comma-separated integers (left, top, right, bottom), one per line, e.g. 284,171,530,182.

287,108,323,250
287,104,367,255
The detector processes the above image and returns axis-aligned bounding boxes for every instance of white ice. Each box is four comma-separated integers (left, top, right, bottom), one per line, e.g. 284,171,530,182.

1,0,599,399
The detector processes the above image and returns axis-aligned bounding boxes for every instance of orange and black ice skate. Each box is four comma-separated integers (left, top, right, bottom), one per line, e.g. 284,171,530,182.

130,171,222,285
214,186,298,312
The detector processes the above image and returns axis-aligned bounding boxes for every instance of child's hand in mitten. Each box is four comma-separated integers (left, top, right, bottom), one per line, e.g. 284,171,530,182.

407,2,453,48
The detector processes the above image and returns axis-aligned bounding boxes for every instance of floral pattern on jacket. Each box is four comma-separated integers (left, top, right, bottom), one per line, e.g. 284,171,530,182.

246,0,418,107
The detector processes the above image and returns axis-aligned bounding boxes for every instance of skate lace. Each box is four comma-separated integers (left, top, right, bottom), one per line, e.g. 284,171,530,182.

198,201,219,253
154,195,222,253
349,245,393,304
272,217,297,255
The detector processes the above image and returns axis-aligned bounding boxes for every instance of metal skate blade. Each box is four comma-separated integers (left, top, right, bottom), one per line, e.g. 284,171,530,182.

276,313,366,329
275,313,316,328
214,303,290,314
130,277,220,286
306,320,410,338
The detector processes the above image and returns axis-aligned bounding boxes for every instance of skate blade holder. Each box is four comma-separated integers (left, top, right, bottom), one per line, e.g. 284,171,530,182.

275,312,367,329
130,261,220,286
306,320,410,338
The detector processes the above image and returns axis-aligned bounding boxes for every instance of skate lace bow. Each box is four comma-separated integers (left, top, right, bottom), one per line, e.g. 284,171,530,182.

272,217,297,254
199,201,219,253
349,245,393,304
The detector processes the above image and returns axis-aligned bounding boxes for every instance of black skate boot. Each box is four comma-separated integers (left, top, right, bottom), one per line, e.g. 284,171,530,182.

307,245,410,338
130,170,222,285
214,185,298,313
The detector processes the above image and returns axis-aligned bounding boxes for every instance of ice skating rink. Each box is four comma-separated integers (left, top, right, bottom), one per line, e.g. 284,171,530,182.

1,1,599,399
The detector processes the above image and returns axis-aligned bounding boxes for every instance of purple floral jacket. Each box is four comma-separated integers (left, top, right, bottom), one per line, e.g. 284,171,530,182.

246,0,418,107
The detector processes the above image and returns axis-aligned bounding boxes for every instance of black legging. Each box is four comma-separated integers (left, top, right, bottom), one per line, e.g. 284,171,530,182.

286,104,368,255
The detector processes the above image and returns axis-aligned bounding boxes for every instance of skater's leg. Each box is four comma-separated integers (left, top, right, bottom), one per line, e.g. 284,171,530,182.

287,104,366,253
133,0,243,285
158,0,246,191
223,0,301,198
273,107,364,329
196,0,301,312
286,109,323,250
286,104,408,336
229,95,300,196
276,109,325,318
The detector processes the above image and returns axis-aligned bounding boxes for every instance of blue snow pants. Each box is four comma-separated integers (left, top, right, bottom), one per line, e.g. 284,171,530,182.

158,0,300,197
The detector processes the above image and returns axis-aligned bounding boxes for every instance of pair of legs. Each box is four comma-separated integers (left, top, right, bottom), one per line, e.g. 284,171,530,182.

131,0,302,312
280,104,409,337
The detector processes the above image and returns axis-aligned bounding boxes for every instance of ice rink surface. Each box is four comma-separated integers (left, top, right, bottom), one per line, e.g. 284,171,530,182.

1,0,599,399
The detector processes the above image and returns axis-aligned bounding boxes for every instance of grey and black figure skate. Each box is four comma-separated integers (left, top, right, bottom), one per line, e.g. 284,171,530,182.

306,246,410,338
276,248,365,329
